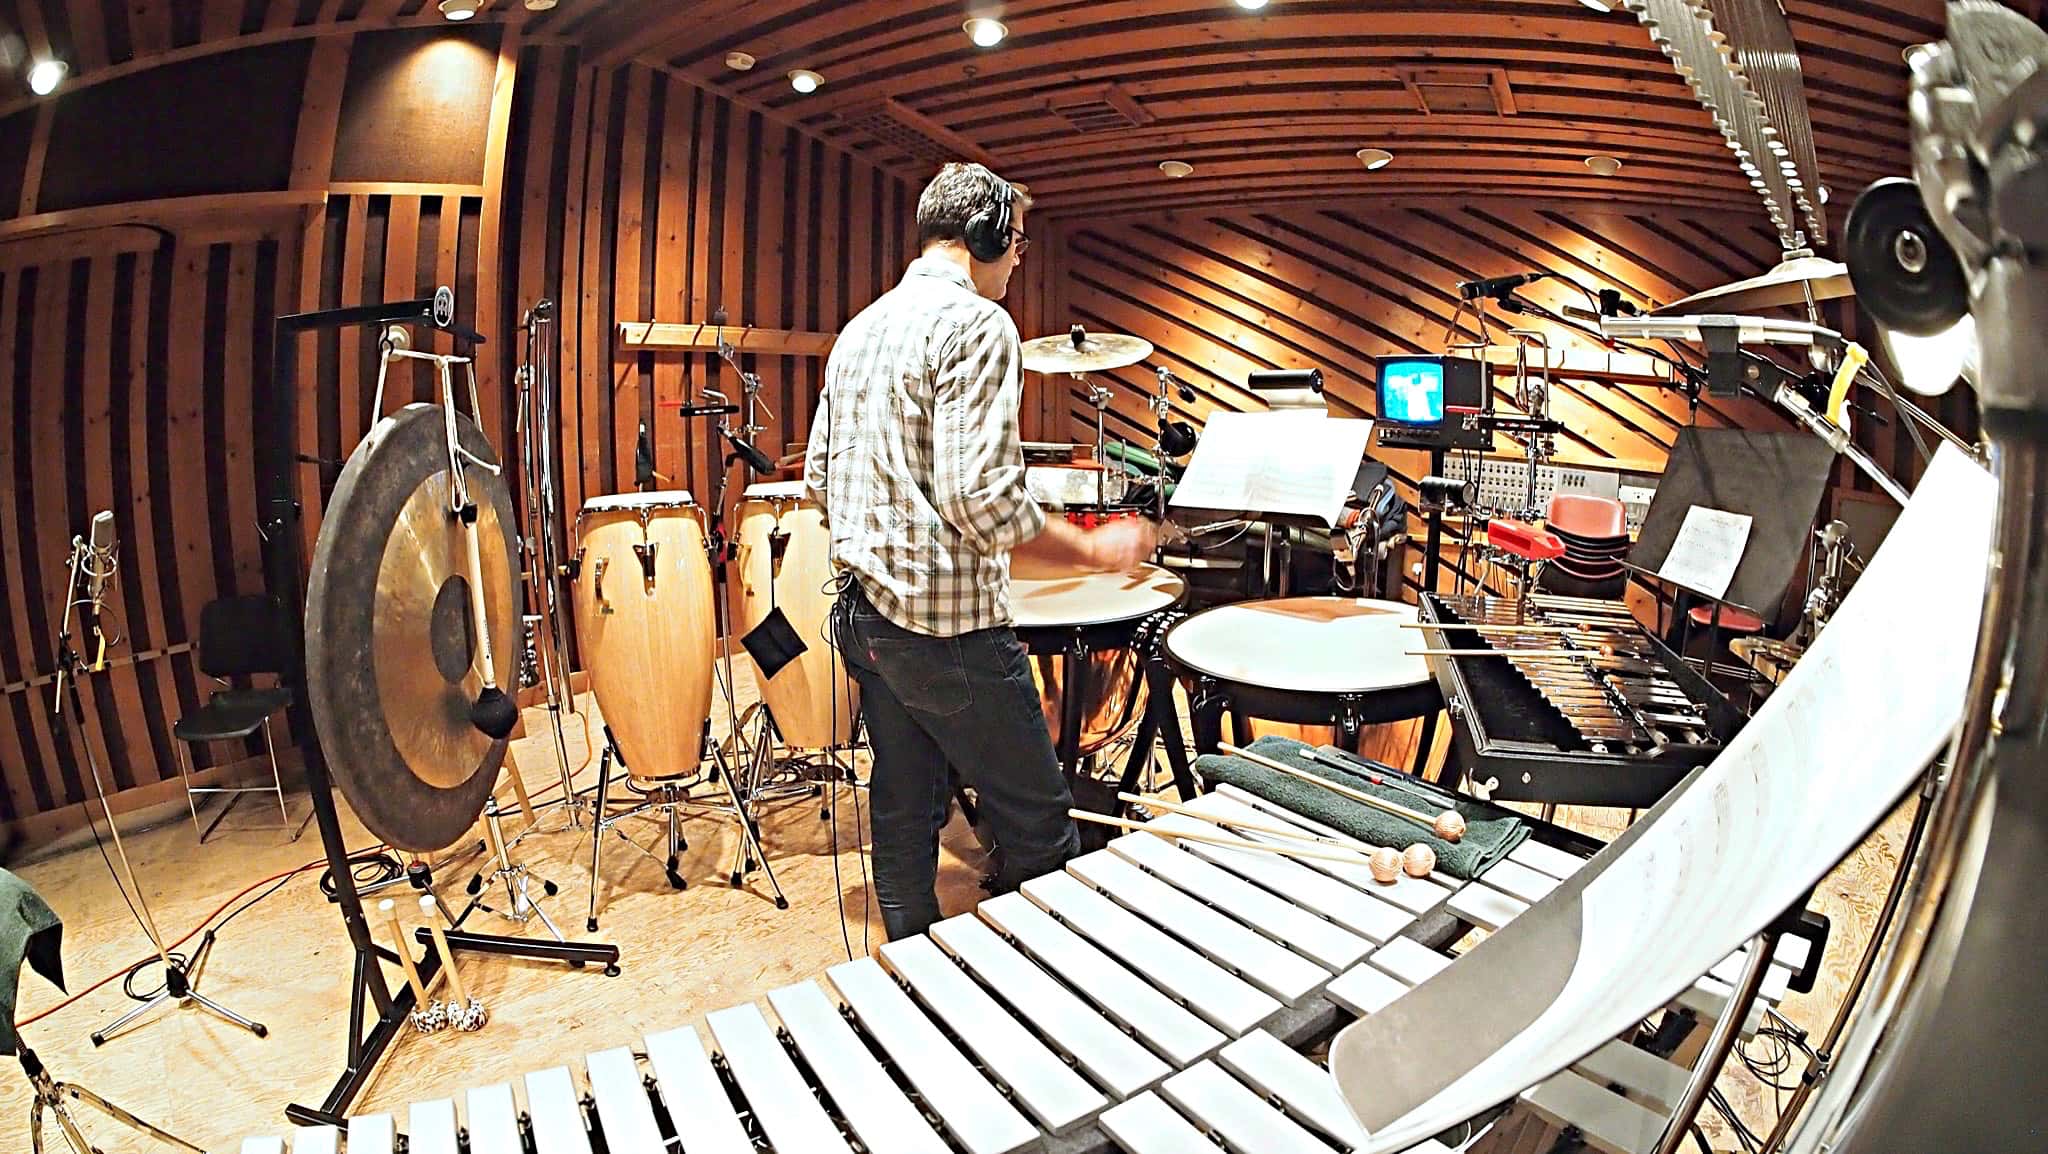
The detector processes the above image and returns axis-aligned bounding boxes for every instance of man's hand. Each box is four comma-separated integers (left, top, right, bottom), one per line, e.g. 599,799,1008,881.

1082,518,1158,572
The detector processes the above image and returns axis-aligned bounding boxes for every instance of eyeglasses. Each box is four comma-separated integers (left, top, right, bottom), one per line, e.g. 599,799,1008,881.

1009,228,1030,256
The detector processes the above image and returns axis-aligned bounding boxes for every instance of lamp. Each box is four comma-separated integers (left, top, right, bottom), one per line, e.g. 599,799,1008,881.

788,69,823,93
25,59,64,95
438,0,481,18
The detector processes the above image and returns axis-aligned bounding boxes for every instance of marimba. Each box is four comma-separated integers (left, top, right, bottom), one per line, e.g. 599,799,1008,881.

233,785,1815,1154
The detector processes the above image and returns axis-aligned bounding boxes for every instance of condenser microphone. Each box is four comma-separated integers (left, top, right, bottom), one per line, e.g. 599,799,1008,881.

85,510,114,605
1457,271,1549,300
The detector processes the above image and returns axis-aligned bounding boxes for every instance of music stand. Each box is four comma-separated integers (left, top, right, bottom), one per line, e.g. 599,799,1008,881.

1625,427,1837,657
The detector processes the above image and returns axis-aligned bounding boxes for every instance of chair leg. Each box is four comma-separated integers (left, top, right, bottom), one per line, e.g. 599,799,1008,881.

263,717,287,827
179,742,201,839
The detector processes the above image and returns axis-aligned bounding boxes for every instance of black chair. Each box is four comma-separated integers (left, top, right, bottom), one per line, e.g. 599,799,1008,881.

174,595,304,842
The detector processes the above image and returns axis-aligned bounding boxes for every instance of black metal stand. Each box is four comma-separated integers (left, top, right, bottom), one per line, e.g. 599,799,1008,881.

262,296,620,1129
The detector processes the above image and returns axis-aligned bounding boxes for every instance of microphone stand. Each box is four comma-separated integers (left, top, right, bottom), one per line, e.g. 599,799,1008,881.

50,534,268,1048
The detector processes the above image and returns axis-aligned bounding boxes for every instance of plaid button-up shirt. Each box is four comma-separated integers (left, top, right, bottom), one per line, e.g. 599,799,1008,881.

804,254,1046,637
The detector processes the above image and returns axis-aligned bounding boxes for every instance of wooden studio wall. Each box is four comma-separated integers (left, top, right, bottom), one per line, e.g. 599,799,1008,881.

1033,203,1979,596
0,13,957,841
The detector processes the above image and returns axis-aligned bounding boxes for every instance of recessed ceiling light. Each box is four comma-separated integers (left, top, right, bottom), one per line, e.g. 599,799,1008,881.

1357,148,1394,170
1159,160,1194,178
437,0,479,19
788,69,823,94
1819,185,1831,204
26,58,64,95
523,0,556,9
1234,0,1271,9
725,51,756,71
964,18,1007,47
1578,0,1615,10
1585,154,1623,176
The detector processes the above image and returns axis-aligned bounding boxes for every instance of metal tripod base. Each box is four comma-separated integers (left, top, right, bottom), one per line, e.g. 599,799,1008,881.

585,729,789,931
21,1047,201,1154
90,936,266,1048
469,802,567,941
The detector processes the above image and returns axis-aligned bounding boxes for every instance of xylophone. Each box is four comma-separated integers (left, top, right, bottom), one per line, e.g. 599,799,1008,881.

232,785,1814,1154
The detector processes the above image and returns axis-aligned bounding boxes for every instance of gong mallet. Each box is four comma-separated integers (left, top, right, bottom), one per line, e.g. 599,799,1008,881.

420,895,488,1031
1217,742,1467,842
440,359,519,740
378,898,444,1035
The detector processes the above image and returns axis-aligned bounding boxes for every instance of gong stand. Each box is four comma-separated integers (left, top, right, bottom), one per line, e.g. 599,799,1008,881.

262,296,619,1130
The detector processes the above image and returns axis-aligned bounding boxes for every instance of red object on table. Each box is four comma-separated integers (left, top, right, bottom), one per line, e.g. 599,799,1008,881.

1688,603,1766,633
1487,518,1565,561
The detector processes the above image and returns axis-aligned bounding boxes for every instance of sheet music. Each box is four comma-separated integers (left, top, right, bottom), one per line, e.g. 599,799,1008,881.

1331,445,1996,1152
1657,505,1752,600
1170,412,1374,527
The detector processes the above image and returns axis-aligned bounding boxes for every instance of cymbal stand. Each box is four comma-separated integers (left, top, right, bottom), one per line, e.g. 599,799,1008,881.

1506,329,1555,521
464,797,567,941
1080,372,1113,505
49,533,268,1049
18,1045,201,1154
513,300,582,830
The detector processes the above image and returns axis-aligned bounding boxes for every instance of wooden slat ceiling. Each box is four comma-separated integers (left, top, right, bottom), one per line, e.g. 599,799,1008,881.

528,0,1965,236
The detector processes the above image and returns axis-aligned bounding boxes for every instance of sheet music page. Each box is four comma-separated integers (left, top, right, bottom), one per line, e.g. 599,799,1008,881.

1170,412,1373,525
1657,505,1752,600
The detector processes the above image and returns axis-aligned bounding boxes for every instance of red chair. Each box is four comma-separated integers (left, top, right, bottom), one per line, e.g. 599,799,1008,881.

1546,493,1628,539
1688,603,1767,633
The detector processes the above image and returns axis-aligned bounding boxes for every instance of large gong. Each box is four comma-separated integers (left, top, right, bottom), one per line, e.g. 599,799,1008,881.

306,403,519,851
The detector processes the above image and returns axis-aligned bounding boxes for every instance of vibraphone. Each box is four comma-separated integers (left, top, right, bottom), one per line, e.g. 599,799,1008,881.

232,785,1817,1154
1419,593,1745,808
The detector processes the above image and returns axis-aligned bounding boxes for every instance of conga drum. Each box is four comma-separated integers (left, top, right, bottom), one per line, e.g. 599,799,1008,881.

1161,596,1444,771
1011,563,1185,770
572,492,715,781
734,480,858,749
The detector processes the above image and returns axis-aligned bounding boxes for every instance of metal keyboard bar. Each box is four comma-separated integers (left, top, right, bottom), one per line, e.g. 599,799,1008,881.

586,1047,664,1154
704,1003,853,1154
523,1067,592,1154
1108,829,1373,971
643,1025,753,1154
766,979,951,1154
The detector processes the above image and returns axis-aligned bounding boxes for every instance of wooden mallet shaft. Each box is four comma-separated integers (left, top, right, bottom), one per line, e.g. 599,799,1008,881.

1067,809,1373,866
419,895,467,1006
379,898,432,1005
1115,792,1369,852
1217,742,1466,842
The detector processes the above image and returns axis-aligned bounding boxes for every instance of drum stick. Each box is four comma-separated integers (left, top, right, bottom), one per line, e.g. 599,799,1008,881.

1068,810,1372,866
1217,742,1466,842
1406,649,1585,658
1400,622,1578,633
419,895,467,1008
1115,792,1369,852
379,898,432,1005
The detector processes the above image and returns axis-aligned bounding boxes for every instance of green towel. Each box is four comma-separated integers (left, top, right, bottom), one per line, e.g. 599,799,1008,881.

1193,736,1528,880
0,867,64,1055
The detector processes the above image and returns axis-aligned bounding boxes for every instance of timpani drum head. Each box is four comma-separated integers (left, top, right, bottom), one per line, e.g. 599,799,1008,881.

1011,564,1186,629
1164,597,1431,694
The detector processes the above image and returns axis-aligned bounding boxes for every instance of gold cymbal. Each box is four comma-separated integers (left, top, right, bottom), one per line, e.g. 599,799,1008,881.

1651,254,1853,316
306,403,518,852
1021,330,1153,375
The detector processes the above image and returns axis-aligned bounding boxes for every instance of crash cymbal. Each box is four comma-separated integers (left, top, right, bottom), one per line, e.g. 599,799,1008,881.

1650,254,1853,316
1021,329,1153,375
306,403,519,852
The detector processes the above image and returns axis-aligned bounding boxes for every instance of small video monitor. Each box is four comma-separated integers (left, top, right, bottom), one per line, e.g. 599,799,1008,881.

1379,357,1446,425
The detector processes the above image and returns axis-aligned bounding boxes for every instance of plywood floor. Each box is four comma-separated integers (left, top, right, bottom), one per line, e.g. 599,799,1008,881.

0,669,1909,1154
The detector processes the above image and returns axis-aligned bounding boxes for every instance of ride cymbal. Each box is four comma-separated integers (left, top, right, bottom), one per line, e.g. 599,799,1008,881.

1021,330,1153,375
1650,254,1852,316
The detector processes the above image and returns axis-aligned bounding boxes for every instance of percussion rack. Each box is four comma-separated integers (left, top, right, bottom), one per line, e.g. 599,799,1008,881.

261,293,622,1129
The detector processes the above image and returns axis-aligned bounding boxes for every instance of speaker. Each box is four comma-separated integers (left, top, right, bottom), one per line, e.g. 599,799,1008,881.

963,169,1015,264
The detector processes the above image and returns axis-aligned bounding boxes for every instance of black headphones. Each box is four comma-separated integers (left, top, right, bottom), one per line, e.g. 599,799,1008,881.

962,168,1015,264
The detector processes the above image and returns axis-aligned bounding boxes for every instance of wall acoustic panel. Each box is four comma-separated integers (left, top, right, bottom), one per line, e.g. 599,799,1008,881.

329,24,502,185
37,39,311,211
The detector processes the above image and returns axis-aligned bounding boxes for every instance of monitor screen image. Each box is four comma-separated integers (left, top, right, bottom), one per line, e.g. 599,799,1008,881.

1381,358,1445,424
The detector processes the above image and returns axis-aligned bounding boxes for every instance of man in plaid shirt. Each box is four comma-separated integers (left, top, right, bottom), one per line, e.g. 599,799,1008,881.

806,163,1154,939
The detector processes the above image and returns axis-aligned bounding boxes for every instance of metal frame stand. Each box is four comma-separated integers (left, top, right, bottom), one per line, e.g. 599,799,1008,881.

89,929,267,1048
178,715,311,844
464,798,567,941
18,1046,200,1154
585,723,788,933
263,295,622,1129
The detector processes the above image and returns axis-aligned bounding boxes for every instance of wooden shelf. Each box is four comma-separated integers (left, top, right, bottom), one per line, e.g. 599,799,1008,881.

616,322,838,357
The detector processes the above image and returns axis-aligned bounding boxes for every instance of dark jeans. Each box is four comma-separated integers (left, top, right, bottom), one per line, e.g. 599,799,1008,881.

834,584,1080,940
